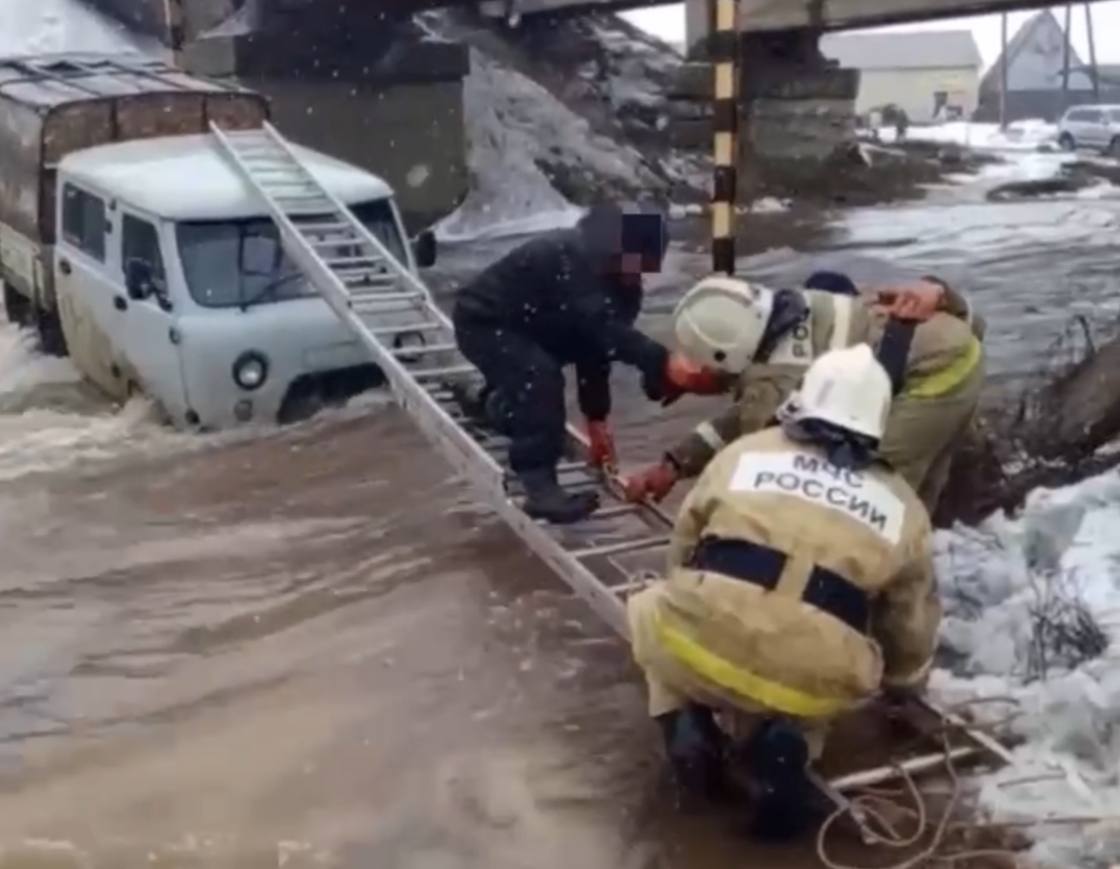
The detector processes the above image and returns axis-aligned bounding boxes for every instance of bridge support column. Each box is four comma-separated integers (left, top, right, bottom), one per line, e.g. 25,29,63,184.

673,17,858,203
182,9,470,231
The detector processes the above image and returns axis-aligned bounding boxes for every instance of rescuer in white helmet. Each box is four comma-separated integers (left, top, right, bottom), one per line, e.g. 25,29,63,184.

624,272,984,515
627,345,940,840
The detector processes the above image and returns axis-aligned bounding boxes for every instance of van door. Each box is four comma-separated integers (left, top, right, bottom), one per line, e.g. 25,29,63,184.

1081,109,1105,148
117,211,192,424
56,183,125,399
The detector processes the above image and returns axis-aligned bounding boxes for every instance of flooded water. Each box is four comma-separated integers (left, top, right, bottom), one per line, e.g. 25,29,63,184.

2,166,1120,868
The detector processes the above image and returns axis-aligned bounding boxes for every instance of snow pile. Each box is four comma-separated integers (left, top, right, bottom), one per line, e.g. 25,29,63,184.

0,0,164,58
436,49,666,243
429,12,708,243
880,120,1059,153
933,471,1120,867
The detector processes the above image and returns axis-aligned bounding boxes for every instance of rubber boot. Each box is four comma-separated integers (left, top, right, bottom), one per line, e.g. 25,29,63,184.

519,467,598,524
656,704,727,802
747,718,813,841
449,380,492,423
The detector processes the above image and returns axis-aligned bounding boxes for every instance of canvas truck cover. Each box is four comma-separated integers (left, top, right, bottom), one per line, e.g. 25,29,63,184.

0,53,269,246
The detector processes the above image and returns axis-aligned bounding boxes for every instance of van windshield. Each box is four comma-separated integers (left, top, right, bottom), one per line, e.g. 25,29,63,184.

176,199,407,308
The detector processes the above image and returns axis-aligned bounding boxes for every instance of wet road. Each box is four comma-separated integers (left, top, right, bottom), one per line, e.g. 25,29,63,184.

1,163,1119,867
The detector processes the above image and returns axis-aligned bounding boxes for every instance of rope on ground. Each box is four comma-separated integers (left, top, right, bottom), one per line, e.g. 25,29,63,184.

815,712,1021,869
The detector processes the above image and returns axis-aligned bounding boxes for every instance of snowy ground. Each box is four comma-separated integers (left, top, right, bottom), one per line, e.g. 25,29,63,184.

873,120,1060,153
934,472,1120,867
0,0,164,58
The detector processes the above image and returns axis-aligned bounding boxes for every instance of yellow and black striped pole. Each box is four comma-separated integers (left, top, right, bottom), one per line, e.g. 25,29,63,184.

710,0,739,275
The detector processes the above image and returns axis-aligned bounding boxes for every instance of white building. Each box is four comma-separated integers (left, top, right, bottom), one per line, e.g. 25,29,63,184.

821,30,983,123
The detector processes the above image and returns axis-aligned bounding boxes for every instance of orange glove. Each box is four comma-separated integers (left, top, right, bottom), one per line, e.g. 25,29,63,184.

661,353,727,406
874,280,946,322
586,419,617,470
623,459,679,503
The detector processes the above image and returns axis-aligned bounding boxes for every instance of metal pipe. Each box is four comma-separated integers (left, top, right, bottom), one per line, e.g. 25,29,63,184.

829,747,980,791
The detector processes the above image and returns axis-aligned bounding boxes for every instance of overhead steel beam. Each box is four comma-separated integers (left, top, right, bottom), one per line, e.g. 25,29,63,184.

731,0,1098,33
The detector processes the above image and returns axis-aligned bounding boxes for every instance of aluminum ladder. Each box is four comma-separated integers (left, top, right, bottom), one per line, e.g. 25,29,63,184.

211,122,1014,801
210,121,674,636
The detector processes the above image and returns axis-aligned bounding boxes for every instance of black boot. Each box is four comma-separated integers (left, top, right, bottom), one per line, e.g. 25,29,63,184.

656,705,727,802
518,467,598,524
747,718,813,841
449,380,491,422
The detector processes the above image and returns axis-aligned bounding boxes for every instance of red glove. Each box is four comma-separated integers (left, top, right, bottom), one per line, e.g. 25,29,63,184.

586,419,617,470
623,460,679,503
874,280,946,322
666,352,726,394
660,353,727,406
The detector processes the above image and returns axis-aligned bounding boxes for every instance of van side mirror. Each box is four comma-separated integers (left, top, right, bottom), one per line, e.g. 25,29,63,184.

125,259,153,300
412,229,437,269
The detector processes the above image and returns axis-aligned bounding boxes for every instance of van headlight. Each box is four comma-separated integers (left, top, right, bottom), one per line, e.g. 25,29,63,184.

233,351,269,391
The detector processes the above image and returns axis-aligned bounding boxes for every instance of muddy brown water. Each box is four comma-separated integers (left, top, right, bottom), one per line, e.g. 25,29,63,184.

1,170,1118,867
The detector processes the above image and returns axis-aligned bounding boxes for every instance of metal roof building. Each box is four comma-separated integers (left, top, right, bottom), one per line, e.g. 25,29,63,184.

821,30,983,123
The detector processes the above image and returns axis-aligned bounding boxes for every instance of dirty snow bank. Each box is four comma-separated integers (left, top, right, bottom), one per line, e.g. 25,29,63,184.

431,13,708,243
435,49,660,242
0,0,164,58
933,470,1120,867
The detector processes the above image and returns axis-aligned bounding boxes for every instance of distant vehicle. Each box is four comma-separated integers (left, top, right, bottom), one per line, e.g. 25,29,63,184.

1057,104,1120,156
0,54,437,429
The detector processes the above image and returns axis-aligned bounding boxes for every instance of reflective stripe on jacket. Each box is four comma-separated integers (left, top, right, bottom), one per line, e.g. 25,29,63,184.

667,290,984,476
632,428,941,719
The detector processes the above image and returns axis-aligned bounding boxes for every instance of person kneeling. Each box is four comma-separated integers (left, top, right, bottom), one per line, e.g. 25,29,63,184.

626,344,941,839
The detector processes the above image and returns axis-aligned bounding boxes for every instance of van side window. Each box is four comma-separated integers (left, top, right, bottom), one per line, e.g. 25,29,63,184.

62,185,106,262
122,215,167,296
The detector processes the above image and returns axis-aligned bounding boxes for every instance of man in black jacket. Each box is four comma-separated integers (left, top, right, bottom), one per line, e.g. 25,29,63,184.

453,205,720,524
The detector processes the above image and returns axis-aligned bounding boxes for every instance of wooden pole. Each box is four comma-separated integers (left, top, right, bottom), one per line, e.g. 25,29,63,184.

999,12,1009,129
163,0,185,67
1085,2,1100,101
710,0,740,276
1060,3,1073,115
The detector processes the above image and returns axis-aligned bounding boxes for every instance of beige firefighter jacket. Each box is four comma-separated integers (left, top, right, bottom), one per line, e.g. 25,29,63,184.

629,427,940,720
667,287,984,488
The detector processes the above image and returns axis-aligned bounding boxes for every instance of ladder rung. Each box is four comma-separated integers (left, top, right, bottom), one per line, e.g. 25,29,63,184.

241,158,297,169
588,504,641,521
276,194,332,204
351,292,424,307
389,342,458,356
261,180,316,189
297,222,350,232
348,284,400,299
336,267,388,279
310,235,360,246
608,578,658,595
411,364,477,380
570,536,671,559
236,147,285,157
327,256,384,267
373,323,444,336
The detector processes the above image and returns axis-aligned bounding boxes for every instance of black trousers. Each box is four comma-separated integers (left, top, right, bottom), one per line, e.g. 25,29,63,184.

454,313,566,473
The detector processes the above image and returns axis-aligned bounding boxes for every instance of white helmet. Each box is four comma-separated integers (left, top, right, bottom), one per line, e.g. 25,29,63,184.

783,344,892,440
673,276,775,374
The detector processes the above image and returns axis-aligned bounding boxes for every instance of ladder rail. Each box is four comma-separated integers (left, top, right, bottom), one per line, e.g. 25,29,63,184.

249,122,679,536
210,121,648,634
